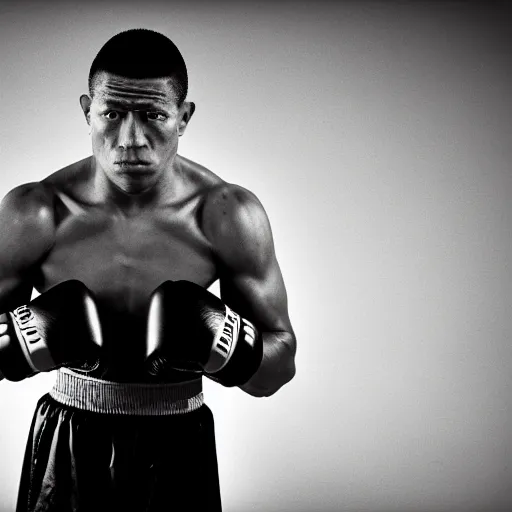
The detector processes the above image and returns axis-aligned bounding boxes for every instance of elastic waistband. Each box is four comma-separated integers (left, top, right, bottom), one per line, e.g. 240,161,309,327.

50,367,204,416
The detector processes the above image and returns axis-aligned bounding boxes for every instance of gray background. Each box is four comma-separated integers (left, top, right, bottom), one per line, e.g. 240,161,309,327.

0,1,511,511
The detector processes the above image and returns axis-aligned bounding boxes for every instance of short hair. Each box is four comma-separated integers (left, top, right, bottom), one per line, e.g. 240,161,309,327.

88,28,188,105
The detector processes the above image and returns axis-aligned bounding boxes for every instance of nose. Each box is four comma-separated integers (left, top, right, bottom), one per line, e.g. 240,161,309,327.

118,112,146,149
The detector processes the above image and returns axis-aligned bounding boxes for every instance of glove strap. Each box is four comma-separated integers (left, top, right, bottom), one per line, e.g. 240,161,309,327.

203,304,241,374
10,305,55,372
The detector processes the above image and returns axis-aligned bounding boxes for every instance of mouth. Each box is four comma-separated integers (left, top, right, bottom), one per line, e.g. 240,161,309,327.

114,160,151,167
114,161,154,176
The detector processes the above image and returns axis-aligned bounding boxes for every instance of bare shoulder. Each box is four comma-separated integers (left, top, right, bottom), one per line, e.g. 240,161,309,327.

203,181,267,230
201,180,274,273
178,155,266,227
0,157,92,245
0,180,55,230
41,156,92,201
0,181,56,280
178,156,275,272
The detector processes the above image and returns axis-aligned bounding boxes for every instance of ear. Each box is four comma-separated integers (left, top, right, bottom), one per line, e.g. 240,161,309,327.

177,101,196,136
80,94,92,125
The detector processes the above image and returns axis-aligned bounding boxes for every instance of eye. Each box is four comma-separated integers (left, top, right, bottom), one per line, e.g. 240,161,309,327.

146,112,167,121
104,111,120,120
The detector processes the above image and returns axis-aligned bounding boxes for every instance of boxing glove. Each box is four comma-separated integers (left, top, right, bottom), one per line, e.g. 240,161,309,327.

145,280,263,387
0,280,103,382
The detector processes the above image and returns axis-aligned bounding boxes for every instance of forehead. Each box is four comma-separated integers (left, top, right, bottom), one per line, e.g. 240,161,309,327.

93,72,177,108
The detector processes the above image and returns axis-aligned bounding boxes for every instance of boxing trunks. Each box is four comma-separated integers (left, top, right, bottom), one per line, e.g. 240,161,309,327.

16,368,222,512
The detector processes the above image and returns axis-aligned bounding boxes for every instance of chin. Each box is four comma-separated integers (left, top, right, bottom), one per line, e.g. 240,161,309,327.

108,173,154,195
123,179,156,195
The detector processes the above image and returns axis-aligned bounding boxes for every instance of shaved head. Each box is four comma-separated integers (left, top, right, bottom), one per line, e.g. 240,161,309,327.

89,28,188,105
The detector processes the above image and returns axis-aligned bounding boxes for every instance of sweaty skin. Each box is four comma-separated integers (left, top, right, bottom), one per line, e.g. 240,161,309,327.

0,73,296,395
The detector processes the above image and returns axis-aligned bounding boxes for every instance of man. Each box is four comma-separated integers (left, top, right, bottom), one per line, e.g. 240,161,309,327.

0,28,296,511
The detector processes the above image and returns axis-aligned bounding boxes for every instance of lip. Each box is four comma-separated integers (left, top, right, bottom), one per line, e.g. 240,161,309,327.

114,161,151,166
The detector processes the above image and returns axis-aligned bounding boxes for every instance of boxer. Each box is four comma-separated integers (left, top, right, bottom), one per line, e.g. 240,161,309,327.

1,29,296,511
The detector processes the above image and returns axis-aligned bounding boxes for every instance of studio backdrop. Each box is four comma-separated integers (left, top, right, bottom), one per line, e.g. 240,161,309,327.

0,2,511,511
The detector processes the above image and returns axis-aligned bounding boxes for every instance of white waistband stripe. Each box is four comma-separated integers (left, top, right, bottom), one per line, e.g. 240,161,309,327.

49,368,203,416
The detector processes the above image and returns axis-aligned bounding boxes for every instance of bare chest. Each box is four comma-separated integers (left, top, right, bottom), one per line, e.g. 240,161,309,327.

37,209,217,315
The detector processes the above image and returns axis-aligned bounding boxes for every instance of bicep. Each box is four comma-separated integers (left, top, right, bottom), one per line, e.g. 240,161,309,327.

206,185,294,338
219,254,293,335
0,184,55,310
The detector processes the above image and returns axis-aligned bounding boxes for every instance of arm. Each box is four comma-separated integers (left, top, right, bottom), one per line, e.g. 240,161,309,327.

0,183,56,380
0,183,55,311
203,184,296,397
0,184,102,381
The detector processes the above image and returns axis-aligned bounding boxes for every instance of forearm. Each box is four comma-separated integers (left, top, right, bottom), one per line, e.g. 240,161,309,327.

240,330,296,397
